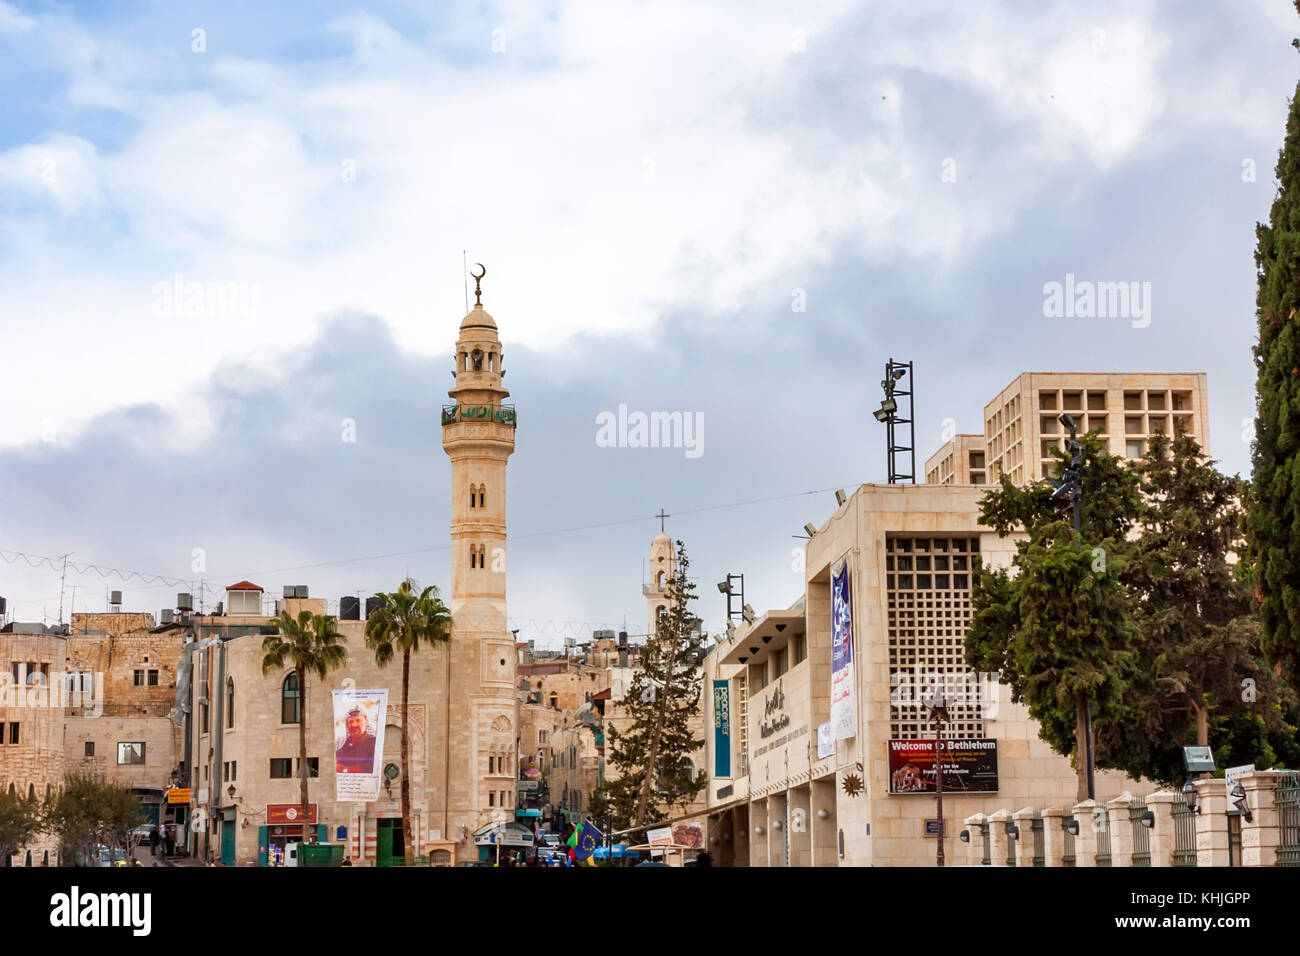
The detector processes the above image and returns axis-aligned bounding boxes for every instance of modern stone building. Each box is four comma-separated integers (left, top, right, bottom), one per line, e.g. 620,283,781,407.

924,434,986,486
980,372,1209,484
700,483,1142,866
698,369,1206,865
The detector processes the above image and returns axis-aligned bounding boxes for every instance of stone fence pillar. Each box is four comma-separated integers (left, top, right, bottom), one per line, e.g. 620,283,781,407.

1071,800,1100,867
1193,778,1230,867
1145,791,1177,867
1039,807,1068,867
1106,792,1135,867
963,813,987,865
1012,807,1037,867
1239,770,1291,867
988,808,1012,866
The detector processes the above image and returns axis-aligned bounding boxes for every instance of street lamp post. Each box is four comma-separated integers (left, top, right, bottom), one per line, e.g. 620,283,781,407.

927,691,950,867
1054,413,1094,802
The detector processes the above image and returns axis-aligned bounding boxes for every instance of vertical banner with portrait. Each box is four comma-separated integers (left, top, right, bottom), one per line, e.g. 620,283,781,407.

332,688,388,802
830,561,856,740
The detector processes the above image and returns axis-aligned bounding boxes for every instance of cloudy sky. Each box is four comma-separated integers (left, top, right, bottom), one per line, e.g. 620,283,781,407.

0,0,1296,645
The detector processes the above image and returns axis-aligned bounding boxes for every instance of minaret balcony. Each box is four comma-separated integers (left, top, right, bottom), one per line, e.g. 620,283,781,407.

442,403,516,427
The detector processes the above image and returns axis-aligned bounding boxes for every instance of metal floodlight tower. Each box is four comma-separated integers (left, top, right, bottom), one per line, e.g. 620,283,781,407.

717,573,745,621
876,358,915,484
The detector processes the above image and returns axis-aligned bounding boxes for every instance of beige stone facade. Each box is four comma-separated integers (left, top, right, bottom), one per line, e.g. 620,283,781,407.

924,434,986,486
980,372,1209,485
702,482,1142,866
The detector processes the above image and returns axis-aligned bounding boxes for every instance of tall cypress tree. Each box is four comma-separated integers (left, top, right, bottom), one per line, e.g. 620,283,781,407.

1250,3,1300,683
598,539,706,830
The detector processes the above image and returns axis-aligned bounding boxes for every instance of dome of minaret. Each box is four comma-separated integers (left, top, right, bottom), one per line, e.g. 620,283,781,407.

459,304,497,331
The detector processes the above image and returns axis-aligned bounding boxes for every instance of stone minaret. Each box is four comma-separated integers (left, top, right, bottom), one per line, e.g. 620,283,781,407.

441,267,517,851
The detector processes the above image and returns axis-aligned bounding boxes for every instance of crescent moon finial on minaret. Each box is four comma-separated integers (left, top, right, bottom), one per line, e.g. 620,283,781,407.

471,263,486,307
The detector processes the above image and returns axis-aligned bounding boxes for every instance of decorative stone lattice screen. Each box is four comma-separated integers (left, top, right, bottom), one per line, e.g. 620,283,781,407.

885,535,986,740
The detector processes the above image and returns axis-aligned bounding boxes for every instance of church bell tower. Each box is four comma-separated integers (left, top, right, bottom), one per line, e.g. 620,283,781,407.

441,265,518,846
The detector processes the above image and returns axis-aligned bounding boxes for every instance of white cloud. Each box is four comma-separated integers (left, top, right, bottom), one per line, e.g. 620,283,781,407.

0,0,1288,451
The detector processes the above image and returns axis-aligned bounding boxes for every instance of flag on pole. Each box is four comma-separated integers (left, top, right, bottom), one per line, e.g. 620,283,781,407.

574,820,603,862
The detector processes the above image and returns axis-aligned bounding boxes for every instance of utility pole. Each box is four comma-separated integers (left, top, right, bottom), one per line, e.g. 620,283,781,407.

56,552,72,626
928,691,949,867
1056,413,1094,802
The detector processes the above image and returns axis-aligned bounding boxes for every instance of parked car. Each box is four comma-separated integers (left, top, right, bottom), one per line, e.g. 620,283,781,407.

75,844,128,867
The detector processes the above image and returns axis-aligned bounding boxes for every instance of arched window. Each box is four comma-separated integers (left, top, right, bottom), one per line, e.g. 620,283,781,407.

488,755,495,774
226,677,235,728
656,571,665,589
469,484,477,509
477,485,486,508
281,673,300,724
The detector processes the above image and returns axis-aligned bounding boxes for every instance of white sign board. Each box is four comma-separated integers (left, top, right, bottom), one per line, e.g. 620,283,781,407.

1224,764,1254,814
817,722,834,759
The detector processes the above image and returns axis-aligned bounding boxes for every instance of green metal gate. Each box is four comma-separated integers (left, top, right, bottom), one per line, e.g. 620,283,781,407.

1129,797,1151,866
1278,772,1300,866
1095,809,1111,867
1062,818,1076,867
1172,792,1197,867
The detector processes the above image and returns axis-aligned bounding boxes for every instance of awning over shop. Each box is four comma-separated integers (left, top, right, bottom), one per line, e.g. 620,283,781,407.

592,844,641,860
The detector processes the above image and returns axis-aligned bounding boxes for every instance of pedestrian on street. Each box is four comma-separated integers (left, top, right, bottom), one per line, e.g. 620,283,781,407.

149,825,161,857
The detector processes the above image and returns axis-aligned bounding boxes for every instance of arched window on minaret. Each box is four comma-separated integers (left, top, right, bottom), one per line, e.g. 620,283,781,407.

479,485,487,508
469,483,477,510
471,348,484,371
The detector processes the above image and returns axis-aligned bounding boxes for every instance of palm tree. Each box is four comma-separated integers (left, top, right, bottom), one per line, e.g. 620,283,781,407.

262,610,347,846
365,578,453,864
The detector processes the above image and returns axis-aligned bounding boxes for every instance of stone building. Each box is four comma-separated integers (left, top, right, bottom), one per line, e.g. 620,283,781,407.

697,370,1202,865
0,624,66,866
185,284,521,865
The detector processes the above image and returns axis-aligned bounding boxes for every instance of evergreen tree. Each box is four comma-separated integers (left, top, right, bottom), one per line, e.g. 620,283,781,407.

1250,1,1300,685
968,435,1144,801
1123,434,1296,783
601,539,707,830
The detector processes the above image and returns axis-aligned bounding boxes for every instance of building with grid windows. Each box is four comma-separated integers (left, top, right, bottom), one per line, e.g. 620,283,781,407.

700,481,1143,866
982,372,1209,485
923,434,987,486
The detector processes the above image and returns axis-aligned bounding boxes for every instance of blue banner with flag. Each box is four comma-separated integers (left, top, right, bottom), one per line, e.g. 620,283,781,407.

574,820,603,862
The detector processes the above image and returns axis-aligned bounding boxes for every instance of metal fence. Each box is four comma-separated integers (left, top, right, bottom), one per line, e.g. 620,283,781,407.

1062,817,1076,867
1172,792,1197,867
1005,818,1017,866
981,821,991,866
1031,813,1045,867
1280,772,1300,867
1129,797,1151,866
1095,811,1112,867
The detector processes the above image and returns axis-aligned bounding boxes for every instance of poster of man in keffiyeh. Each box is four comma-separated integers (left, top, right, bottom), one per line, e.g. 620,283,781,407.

830,562,856,740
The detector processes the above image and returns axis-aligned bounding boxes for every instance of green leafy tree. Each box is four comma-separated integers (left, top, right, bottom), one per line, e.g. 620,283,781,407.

44,774,144,865
604,539,707,830
262,610,347,846
1123,434,1297,783
968,435,1143,801
0,786,41,862
365,578,453,865
1250,1,1300,686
